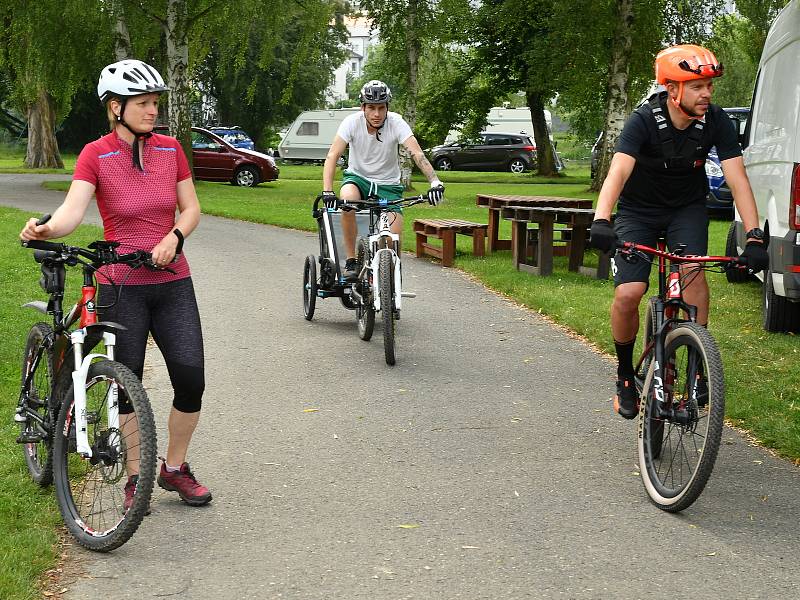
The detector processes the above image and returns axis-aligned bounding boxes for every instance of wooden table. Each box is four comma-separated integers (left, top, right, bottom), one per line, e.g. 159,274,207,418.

476,194,594,253
500,205,612,279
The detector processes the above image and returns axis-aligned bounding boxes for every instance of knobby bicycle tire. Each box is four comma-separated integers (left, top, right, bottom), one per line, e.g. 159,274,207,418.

637,323,725,512
356,237,374,341
53,359,156,552
379,251,396,365
19,322,56,486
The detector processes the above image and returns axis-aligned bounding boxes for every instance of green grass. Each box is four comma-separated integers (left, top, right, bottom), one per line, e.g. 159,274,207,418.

0,208,103,600
0,148,76,174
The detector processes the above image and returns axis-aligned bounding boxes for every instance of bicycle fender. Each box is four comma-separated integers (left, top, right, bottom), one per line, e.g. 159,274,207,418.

22,301,48,314
84,321,128,334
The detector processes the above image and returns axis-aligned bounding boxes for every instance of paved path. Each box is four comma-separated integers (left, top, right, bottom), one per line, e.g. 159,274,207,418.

3,175,800,599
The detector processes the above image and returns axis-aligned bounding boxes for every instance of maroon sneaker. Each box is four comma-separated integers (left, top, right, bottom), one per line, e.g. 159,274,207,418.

157,462,212,506
123,474,151,515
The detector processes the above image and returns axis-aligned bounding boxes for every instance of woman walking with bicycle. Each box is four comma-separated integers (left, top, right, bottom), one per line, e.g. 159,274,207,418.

20,59,211,508
589,45,769,420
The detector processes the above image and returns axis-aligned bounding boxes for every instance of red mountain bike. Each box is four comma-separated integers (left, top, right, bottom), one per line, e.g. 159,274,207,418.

617,238,747,512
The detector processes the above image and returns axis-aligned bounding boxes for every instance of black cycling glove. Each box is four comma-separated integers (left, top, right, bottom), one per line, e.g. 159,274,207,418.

321,191,339,210
589,219,616,253
740,241,769,272
427,183,445,206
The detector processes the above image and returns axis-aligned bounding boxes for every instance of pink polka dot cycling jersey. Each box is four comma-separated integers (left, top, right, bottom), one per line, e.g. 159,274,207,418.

74,132,193,285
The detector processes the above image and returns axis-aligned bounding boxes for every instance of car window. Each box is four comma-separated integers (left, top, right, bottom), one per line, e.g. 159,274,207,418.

487,136,511,146
510,137,523,145
191,131,222,150
297,121,319,136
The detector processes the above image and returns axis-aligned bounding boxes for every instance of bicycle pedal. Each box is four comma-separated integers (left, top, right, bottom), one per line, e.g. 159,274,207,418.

401,291,416,298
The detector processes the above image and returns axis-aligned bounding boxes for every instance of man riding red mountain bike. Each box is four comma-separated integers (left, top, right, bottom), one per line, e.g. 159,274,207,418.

589,44,769,419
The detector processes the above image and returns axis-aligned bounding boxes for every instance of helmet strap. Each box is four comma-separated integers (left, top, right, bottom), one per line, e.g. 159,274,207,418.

116,99,153,171
669,82,701,120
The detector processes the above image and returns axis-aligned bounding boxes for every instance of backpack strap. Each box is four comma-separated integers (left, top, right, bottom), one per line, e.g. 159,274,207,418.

646,92,708,169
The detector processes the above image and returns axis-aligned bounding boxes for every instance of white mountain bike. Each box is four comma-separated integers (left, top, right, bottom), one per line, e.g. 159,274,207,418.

344,194,428,365
19,221,159,551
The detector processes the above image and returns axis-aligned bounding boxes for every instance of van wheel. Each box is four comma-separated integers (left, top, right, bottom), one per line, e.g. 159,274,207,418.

434,157,453,171
232,165,259,187
508,158,527,173
763,266,800,333
725,221,751,283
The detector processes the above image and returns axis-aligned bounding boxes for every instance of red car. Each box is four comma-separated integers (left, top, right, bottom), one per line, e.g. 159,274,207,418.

154,126,279,187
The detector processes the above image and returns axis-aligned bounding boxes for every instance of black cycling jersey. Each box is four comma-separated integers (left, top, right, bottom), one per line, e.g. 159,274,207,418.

615,94,741,211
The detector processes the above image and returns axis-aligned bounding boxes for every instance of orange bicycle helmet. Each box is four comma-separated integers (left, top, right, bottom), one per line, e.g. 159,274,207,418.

655,45,723,84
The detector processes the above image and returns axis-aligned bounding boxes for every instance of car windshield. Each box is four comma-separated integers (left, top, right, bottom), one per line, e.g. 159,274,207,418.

213,129,251,144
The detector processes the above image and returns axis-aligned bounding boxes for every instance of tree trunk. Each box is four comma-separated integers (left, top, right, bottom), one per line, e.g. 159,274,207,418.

24,89,63,169
164,0,193,171
112,0,133,60
590,0,634,192
400,0,420,190
526,90,556,176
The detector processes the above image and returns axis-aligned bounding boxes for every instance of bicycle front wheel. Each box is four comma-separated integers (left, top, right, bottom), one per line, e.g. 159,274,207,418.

53,359,156,552
19,322,56,486
379,251,396,365
637,323,724,512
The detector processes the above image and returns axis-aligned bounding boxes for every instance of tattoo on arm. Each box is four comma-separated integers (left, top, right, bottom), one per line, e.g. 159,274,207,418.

412,152,436,181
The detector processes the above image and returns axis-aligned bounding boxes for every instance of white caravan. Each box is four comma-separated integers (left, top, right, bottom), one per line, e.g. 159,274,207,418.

278,108,359,163
445,107,553,145
732,0,800,332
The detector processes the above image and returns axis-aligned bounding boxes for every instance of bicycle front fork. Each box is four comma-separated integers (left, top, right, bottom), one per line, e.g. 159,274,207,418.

69,328,120,457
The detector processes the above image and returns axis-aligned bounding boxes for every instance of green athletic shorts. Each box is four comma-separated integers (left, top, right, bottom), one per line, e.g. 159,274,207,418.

341,170,405,213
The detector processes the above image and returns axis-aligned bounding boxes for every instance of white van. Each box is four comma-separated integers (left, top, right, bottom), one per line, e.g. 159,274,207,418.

731,0,800,332
278,108,359,163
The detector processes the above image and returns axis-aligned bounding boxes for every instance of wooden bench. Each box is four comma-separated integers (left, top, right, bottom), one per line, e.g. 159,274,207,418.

413,219,488,267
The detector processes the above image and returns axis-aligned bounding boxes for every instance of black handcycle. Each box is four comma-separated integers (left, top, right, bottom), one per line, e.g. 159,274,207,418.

617,238,748,512
17,226,162,551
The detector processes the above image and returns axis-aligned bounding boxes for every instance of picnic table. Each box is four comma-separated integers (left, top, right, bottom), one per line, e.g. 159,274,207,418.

476,194,594,253
499,205,612,279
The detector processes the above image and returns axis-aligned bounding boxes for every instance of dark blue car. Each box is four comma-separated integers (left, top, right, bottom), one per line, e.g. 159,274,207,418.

208,126,255,150
705,107,749,215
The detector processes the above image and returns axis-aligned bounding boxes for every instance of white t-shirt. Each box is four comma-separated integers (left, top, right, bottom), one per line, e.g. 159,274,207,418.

336,111,413,184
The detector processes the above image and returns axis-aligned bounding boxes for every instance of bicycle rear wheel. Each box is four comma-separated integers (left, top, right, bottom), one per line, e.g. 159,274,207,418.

379,251,396,365
637,323,724,512
53,359,156,552
18,322,56,486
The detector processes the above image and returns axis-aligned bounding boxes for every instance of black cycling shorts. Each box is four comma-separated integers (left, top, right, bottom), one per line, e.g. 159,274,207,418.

611,202,709,286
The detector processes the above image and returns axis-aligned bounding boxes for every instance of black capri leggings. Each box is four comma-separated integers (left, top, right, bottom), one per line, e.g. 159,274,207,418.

98,278,205,414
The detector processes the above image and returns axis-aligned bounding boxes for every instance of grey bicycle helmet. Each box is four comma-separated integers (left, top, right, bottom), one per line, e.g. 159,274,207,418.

359,80,392,105
97,60,169,103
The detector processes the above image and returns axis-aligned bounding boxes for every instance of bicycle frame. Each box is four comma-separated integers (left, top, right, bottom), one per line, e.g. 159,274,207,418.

622,239,743,421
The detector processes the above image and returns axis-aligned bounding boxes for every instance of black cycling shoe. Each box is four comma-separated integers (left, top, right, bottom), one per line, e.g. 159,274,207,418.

343,258,359,282
614,377,639,420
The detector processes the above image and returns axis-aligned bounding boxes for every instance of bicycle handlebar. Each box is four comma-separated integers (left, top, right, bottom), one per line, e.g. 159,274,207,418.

312,193,429,214
22,239,172,273
616,240,747,270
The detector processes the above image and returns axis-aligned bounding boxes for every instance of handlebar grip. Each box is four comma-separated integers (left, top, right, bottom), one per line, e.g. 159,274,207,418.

22,239,65,252
36,213,52,226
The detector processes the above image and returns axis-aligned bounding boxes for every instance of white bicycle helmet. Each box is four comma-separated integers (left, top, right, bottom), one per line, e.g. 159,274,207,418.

97,60,169,103
359,80,392,105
